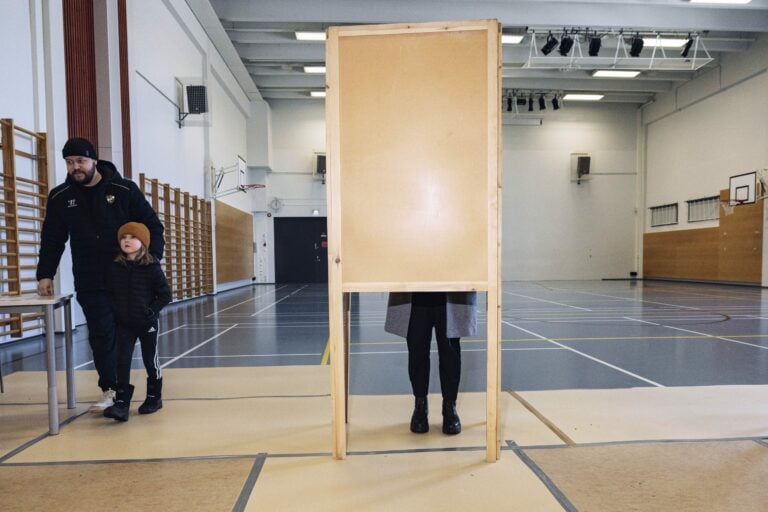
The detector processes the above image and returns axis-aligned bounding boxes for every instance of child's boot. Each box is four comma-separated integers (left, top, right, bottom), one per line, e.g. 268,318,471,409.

138,378,163,414
103,384,134,422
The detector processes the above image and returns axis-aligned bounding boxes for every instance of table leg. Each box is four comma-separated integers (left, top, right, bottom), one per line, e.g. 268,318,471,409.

44,304,59,435
64,298,75,409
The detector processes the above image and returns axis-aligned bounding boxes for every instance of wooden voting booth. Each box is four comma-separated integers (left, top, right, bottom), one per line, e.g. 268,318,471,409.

326,20,502,461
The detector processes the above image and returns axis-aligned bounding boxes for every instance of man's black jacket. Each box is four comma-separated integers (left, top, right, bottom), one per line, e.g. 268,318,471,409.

36,161,164,292
107,260,172,328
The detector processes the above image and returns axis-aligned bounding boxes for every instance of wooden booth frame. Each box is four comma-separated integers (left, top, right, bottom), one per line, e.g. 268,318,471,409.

326,20,502,461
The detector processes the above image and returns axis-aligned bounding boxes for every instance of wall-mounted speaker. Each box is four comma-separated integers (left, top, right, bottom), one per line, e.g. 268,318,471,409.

570,152,592,183
186,85,208,114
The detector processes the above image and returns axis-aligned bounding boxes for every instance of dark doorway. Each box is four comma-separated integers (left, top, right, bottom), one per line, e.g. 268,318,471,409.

274,217,328,283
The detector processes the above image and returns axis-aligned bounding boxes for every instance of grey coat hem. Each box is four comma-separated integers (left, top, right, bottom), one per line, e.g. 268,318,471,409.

384,292,478,339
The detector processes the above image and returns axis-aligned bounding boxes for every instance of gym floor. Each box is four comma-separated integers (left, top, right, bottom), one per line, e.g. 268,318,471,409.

1,280,768,511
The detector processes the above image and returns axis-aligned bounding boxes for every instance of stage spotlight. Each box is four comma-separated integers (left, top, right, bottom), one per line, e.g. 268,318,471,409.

552,96,560,110
541,33,559,55
538,95,546,110
528,96,534,112
629,34,644,57
588,36,602,56
558,34,574,56
506,95,513,112
681,37,694,58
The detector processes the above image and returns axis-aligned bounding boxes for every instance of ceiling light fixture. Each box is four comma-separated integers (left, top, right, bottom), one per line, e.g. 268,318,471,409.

502,34,524,44
310,91,326,98
296,31,326,41
506,94,513,112
689,0,751,4
303,66,326,74
643,37,688,48
538,95,547,110
541,32,559,55
563,94,604,101
528,96,534,112
592,70,641,78
552,96,560,110
680,36,695,58
558,33,574,56
629,34,644,57
588,35,602,57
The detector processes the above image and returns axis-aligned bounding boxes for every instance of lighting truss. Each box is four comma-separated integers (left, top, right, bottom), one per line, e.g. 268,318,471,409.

524,30,713,71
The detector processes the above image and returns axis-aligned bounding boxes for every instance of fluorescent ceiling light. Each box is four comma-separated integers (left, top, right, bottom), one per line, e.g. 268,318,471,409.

501,34,524,44
563,94,604,101
592,70,640,78
296,31,326,41
643,38,688,48
689,0,751,4
310,91,326,98
304,66,326,74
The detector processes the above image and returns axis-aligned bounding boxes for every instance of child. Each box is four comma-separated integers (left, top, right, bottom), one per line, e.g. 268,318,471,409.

103,222,171,422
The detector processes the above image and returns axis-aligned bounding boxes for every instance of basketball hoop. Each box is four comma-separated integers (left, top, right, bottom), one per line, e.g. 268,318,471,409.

239,184,265,192
721,199,745,216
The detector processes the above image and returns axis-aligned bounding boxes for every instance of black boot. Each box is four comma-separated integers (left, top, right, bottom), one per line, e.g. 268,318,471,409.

410,396,429,434
138,378,163,414
103,384,134,422
442,399,461,435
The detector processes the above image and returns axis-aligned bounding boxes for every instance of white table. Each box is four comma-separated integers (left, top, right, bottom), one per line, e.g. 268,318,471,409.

0,294,74,435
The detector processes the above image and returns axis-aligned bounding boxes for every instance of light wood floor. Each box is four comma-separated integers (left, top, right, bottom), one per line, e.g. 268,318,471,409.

2,366,768,511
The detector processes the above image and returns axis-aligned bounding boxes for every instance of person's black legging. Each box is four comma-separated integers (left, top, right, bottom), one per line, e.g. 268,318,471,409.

115,320,161,389
405,304,461,401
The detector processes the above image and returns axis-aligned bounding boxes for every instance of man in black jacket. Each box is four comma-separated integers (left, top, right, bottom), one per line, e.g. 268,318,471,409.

36,137,164,411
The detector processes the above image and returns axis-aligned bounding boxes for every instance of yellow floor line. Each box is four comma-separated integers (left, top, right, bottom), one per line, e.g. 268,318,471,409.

507,389,575,446
320,338,330,365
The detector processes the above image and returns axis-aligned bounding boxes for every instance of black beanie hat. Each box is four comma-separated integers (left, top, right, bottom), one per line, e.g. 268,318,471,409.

62,138,98,160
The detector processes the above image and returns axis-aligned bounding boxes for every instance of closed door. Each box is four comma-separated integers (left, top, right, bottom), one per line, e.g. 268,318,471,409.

274,217,328,283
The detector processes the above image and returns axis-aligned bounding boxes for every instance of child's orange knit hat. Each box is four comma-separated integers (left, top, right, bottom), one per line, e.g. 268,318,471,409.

117,222,150,249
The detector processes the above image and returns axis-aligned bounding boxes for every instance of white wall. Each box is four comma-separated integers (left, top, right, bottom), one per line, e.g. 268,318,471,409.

0,1,76,336
127,0,261,289
503,104,639,280
642,34,768,284
265,99,639,281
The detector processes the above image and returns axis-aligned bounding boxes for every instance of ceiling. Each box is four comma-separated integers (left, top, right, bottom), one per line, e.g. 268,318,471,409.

189,0,768,105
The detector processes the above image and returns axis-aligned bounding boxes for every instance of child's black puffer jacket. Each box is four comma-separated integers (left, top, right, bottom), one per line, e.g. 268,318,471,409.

108,260,172,328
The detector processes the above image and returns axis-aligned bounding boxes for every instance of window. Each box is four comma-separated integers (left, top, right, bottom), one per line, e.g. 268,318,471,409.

686,195,720,223
649,203,678,227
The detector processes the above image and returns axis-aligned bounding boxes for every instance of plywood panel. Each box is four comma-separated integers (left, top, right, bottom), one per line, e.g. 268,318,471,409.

644,189,763,284
337,24,490,287
215,200,253,284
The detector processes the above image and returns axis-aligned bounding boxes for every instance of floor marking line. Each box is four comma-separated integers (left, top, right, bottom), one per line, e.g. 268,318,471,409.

320,338,330,366
250,285,308,316
508,441,578,512
507,390,575,446
502,320,665,387
627,317,768,351
232,453,268,512
347,347,564,356
563,289,702,310
503,291,592,311
205,285,289,317
160,325,239,368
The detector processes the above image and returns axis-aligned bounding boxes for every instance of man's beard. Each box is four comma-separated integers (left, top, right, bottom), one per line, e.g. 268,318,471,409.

72,165,96,185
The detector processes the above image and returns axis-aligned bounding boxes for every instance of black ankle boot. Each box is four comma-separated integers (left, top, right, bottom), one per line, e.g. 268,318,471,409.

442,399,461,435
410,396,429,434
104,384,134,422
138,378,163,414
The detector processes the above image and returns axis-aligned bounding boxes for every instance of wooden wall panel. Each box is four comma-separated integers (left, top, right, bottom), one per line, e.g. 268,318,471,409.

215,201,254,284
644,189,763,284
336,26,490,288
63,0,98,144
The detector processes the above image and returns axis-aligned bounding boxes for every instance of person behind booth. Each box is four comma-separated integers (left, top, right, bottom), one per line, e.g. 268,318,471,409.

36,138,164,412
104,222,171,422
385,292,477,435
